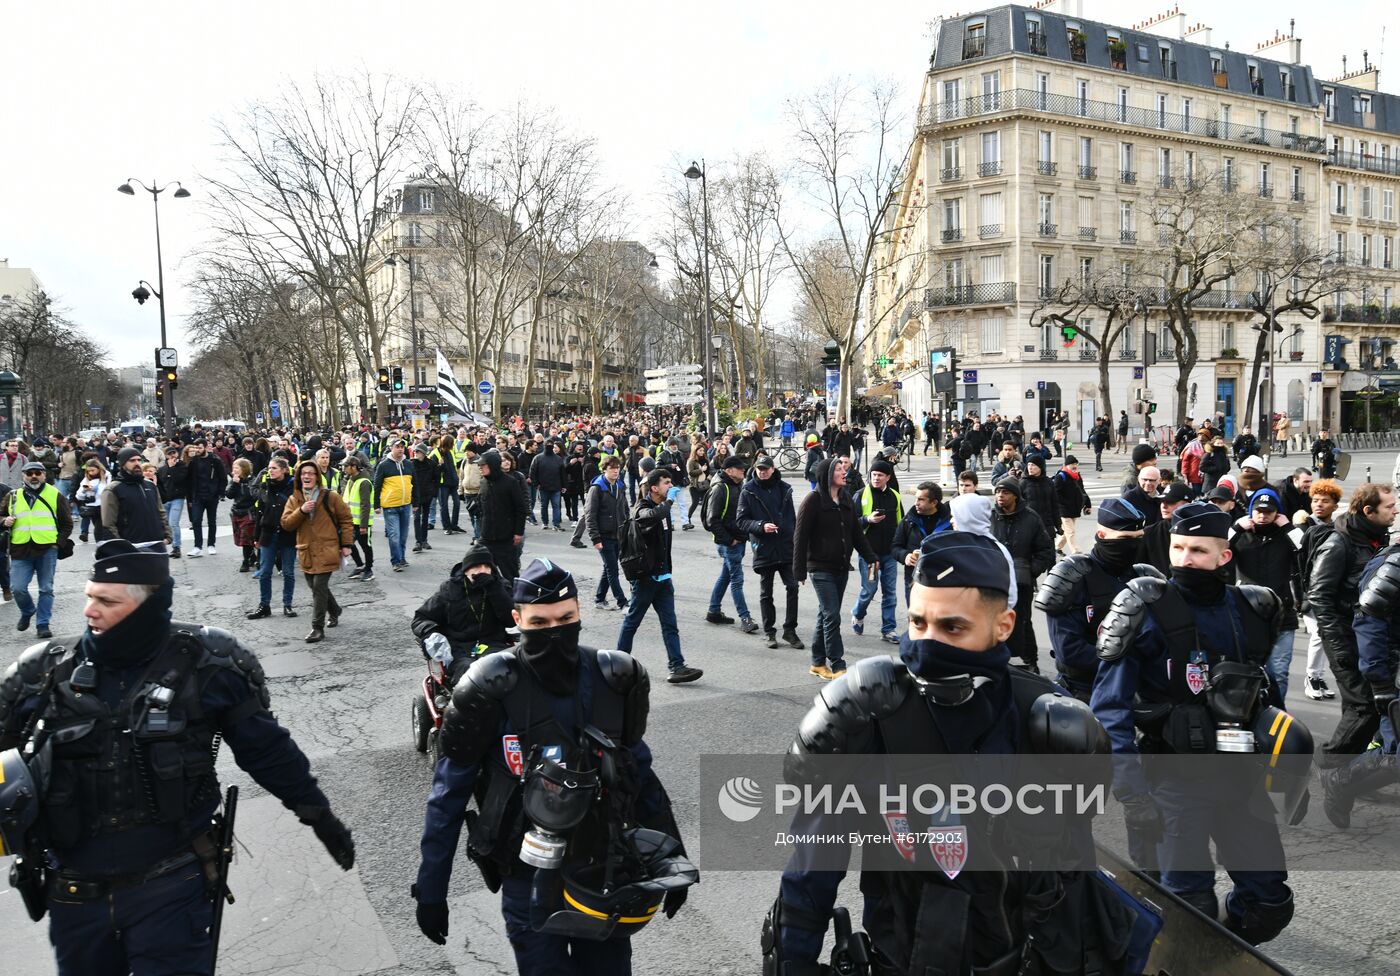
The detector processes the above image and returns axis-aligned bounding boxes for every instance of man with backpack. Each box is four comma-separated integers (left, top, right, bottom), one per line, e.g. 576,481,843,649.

616,468,703,683
705,456,759,634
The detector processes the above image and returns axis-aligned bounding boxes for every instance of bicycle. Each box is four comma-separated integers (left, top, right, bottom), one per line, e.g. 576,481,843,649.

774,445,804,473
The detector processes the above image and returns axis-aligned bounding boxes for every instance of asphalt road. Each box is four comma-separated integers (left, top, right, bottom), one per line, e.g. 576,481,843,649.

2,447,1399,975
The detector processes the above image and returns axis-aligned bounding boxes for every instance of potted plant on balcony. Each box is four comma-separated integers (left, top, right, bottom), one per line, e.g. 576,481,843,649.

1219,347,1241,359
1070,30,1087,61
1108,38,1127,68
1365,303,1383,322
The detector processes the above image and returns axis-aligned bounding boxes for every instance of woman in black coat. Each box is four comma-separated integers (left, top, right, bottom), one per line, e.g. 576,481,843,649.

412,445,439,552
1200,434,1232,494
563,441,588,524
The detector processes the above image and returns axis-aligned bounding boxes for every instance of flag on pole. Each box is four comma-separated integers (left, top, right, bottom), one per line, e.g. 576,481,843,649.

436,348,472,417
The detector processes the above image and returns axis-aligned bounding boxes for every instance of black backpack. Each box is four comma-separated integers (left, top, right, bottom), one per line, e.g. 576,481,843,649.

619,503,651,582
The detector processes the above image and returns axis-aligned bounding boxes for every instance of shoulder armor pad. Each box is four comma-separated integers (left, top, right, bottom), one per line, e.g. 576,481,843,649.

795,656,911,755
1096,578,1164,662
1234,584,1283,637
1130,563,1166,581
1027,692,1111,755
440,650,519,765
195,626,271,710
0,640,71,723
596,649,650,746
1360,552,1400,618
1033,554,1093,614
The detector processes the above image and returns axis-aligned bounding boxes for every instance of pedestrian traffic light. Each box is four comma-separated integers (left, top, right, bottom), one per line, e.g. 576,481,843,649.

391,366,405,392
162,367,178,390
1147,401,1158,414
377,366,391,392
1060,324,1078,345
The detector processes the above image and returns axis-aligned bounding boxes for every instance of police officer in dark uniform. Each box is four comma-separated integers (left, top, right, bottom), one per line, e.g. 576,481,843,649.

1036,498,1161,702
765,532,1129,976
1092,502,1302,945
412,557,695,975
1322,542,1400,826
0,539,354,976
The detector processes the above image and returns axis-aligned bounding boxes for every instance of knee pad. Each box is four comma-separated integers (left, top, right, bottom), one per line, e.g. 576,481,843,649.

1226,891,1294,946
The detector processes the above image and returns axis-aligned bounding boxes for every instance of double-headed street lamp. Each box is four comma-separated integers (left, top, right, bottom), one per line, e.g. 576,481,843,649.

119,178,190,433
684,160,717,435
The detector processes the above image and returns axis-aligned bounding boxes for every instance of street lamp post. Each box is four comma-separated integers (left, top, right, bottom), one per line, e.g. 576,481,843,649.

119,179,189,434
384,252,421,422
685,160,716,435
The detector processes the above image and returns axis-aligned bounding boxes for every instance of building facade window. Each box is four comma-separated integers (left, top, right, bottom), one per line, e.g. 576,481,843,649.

1384,189,1395,221
1117,87,1129,122
1038,130,1053,164
981,317,1003,353
1038,254,1055,295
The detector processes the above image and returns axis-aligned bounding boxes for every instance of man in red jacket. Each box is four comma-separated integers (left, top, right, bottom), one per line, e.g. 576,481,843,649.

1179,426,1209,498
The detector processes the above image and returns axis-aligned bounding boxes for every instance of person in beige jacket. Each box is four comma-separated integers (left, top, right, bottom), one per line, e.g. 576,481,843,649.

282,459,354,643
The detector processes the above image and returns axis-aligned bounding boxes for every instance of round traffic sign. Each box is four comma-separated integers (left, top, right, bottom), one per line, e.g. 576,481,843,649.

477,380,494,395
269,399,280,409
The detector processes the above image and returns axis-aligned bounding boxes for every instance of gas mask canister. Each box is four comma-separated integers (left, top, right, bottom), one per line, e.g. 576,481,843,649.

518,751,599,870
1206,662,1268,752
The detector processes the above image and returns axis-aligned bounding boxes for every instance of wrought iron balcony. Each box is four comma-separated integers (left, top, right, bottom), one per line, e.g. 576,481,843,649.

1078,227,1097,241
1118,347,1138,360
1327,149,1400,177
917,90,1328,156
924,282,1017,308
1159,175,1175,188
941,166,963,182
1290,188,1306,203
941,228,963,243
1038,222,1058,238
1037,161,1058,176
1079,346,1097,361
1160,59,1178,79
979,223,1002,238
1039,348,1060,361
1077,165,1096,180
1120,170,1136,184
1258,184,1273,198
1334,205,1348,216
1223,179,1238,193
978,161,1002,177
1120,230,1138,244
962,35,986,59
1028,32,1047,55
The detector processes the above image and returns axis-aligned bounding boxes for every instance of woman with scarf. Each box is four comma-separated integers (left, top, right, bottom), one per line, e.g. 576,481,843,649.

281,459,353,643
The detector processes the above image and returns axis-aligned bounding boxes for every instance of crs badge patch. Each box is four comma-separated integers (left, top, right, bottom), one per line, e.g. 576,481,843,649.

1185,649,1209,696
929,825,968,880
883,811,916,863
502,735,524,777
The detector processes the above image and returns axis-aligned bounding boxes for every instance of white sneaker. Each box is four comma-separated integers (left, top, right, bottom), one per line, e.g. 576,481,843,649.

207,544,216,555
1304,675,1330,700
188,548,204,557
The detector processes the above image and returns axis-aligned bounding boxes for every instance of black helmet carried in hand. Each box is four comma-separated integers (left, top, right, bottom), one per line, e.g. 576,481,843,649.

555,828,699,939
0,747,44,858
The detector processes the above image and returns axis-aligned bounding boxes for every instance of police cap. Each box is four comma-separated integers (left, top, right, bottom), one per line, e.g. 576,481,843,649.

914,531,1011,595
513,557,576,604
1170,502,1231,539
1097,497,1146,531
91,539,170,585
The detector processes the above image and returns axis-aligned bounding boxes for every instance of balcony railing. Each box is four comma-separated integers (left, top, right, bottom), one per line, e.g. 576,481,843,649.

1160,59,1178,79
962,35,986,59
1334,205,1348,216
978,161,1002,177
1120,230,1138,244
1079,226,1097,241
918,90,1328,155
1118,347,1138,360
1077,164,1097,180
941,228,963,243
1290,188,1306,203
941,166,963,181
1338,304,1400,325
1223,178,1237,193
1327,149,1400,177
1258,184,1273,198
924,282,1018,308
1079,346,1097,361
1037,161,1058,176
1039,222,1058,238
1039,348,1060,361
1120,170,1137,184
1159,175,1175,188
1028,33,1047,55
979,223,1002,238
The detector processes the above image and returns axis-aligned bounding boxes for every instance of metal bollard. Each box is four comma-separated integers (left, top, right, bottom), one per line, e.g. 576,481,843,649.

1366,465,1372,483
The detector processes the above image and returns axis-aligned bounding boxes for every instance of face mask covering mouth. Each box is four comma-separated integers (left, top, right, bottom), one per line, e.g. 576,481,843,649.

1094,537,1143,574
520,620,582,694
1171,565,1227,602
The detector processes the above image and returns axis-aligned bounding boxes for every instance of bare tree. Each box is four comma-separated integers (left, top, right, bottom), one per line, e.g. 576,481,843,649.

777,78,924,420
1143,168,1272,425
205,71,421,419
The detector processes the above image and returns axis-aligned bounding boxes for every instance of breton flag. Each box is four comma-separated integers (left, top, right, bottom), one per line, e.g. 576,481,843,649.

436,348,472,417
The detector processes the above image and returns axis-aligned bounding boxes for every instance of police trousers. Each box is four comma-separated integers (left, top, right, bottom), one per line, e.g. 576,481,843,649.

500,874,631,975
48,862,212,976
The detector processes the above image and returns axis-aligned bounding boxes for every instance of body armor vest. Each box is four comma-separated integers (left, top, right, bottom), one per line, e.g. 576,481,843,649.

38,627,218,850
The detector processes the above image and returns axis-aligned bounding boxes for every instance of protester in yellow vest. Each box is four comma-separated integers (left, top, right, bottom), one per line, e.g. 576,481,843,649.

340,456,375,582
2,461,73,638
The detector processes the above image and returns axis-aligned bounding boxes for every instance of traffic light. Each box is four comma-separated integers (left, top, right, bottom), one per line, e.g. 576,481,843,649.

163,367,178,390
1060,324,1078,345
299,390,310,407
391,366,405,392
1147,401,1158,414
377,366,391,392
155,384,164,402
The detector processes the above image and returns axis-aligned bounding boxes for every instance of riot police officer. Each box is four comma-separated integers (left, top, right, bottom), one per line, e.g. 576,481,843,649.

1093,502,1305,945
1036,497,1161,702
412,557,696,975
765,532,1130,976
0,539,354,976
1322,541,1400,826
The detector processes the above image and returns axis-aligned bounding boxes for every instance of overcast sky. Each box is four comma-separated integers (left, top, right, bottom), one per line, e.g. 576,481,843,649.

2,0,1394,369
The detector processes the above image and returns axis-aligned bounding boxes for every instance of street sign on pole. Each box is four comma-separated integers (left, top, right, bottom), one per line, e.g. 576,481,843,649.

391,398,431,409
255,412,264,423
478,379,495,396
269,399,280,419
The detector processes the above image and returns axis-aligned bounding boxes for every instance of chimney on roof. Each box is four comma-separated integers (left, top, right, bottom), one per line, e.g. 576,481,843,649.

1138,5,1187,41
1034,0,1084,14
1254,22,1302,65
1185,21,1212,45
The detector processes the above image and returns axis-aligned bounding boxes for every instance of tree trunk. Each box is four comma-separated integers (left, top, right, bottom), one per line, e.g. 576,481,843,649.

590,331,603,415
1242,316,1271,442
519,292,543,418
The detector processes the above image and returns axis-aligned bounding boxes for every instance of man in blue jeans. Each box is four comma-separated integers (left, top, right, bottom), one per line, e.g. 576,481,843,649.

616,470,702,683
704,455,759,633
3,462,72,638
587,455,629,610
851,458,903,643
372,438,415,571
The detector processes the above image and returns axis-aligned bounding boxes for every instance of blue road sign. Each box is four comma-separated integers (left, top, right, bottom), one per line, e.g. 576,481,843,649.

269,399,280,419
1036,380,1046,391
1133,366,1145,379
256,412,264,423
962,369,978,384
478,379,494,395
